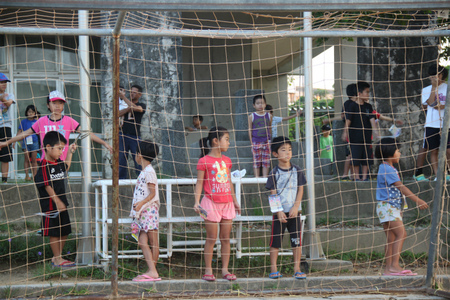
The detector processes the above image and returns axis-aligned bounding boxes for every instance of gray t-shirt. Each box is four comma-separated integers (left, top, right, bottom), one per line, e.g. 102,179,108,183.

265,164,306,213
0,93,15,128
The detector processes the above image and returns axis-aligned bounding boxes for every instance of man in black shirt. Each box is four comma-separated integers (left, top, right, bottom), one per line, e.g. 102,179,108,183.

119,84,146,179
342,81,380,181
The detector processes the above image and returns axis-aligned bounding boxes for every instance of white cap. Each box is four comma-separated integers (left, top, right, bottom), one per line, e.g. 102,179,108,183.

48,90,66,102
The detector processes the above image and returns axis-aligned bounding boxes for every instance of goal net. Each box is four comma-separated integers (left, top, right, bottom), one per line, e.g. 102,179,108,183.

0,8,448,298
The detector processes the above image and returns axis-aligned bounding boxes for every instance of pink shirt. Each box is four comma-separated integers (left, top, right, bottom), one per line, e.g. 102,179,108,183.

32,115,80,160
197,155,233,203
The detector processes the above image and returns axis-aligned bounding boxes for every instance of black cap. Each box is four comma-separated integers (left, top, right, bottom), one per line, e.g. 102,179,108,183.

322,124,331,131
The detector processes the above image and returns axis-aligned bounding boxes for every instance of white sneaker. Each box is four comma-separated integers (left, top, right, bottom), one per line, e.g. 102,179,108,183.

231,169,246,179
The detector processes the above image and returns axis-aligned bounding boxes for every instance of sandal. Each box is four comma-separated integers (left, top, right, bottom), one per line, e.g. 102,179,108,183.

222,273,237,281
202,274,216,281
269,271,282,279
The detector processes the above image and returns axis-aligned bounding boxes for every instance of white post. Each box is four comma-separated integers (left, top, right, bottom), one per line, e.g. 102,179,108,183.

303,11,324,259
76,10,95,265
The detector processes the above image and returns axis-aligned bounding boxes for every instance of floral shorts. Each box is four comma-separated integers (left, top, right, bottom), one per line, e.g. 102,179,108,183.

252,142,270,169
376,201,402,224
135,204,159,232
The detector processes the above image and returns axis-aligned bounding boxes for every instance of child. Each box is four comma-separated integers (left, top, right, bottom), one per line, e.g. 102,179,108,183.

34,131,77,267
0,73,15,183
375,138,428,276
266,104,302,139
319,124,334,162
130,140,161,282
265,136,307,280
194,126,241,281
0,90,112,160
342,81,380,181
185,115,208,131
18,105,40,181
248,94,272,178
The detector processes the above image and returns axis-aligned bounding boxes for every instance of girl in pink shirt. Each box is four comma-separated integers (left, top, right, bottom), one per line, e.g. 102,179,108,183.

194,126,241,282
0,90,112,160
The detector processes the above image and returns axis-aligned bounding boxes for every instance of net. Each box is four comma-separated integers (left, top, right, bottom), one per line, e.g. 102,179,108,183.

0,8,449,298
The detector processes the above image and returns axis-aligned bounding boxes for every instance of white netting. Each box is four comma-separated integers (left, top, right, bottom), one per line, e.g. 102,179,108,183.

0,8,449,298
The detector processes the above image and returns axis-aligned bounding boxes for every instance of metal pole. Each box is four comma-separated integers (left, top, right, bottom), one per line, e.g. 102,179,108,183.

110,10,126,298
425,74,450,288
0,27,449,38
75,10,95,266
303,11,324,259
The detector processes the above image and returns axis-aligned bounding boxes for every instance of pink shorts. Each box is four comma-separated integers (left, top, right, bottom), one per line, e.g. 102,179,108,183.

200,196,236,223
252,142,271,169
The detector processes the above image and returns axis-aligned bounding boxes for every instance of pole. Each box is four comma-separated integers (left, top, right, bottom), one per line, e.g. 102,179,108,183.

303,11,324,259
110,11,126,298
425,73,450,288
76,9,95,265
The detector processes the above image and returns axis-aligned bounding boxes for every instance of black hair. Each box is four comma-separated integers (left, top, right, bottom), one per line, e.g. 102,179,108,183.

253,94,266,105
137,140,159,163
43,131,67,149
271,136,292,153
193,115,204,122
346,83,357,98
131,84,143,93
356,81,370,95
265,104,273,113
119,85,124,89
199,126,229,158
375,138,400,160
428,65,449,81
24,105,38,117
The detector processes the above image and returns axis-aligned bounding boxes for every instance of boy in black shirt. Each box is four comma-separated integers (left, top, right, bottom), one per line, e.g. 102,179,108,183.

35,131,77,267
342,81,380,181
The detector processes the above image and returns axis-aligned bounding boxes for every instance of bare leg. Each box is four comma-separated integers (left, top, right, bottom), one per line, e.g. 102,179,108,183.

430,149,439,176
138,231,159,278
30,151,38,177
147,229,159,266
352,165,360,181
415,147,427,175
262,167,270,178
383,221,406,273
253,168,260,178
360,165,369,181
50,235,69,265
204,220,218,276
24,151,31,180
219,219,233,277
293,246,302,273
1,162,8,180
343,155,351,178
269,247,279,274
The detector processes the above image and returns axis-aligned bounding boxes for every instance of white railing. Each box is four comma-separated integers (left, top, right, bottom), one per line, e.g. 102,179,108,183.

93,178,306,262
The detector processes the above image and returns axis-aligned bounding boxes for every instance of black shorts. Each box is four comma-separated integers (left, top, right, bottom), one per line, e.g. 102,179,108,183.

41,210,72,237
0,127,13,162
425,127,450,151
270,213,302,249
350,143,372,166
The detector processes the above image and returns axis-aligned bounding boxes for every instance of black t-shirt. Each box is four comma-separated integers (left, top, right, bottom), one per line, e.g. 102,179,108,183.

35,158,68,212
345,101,375,143
122,101,146,137
342,99,354,121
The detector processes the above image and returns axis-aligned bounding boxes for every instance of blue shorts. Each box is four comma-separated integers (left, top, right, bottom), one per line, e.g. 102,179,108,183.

23,140,40,152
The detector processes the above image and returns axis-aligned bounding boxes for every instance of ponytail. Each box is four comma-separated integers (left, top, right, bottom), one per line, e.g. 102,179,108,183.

199,137,210,158
198,126,229,158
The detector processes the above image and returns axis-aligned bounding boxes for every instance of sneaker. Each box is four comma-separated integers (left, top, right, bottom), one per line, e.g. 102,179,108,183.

413,174,429,182
341,177,350,181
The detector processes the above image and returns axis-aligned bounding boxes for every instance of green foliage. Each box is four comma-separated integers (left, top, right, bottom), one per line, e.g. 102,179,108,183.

231,283,241,291
64,285,90,296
